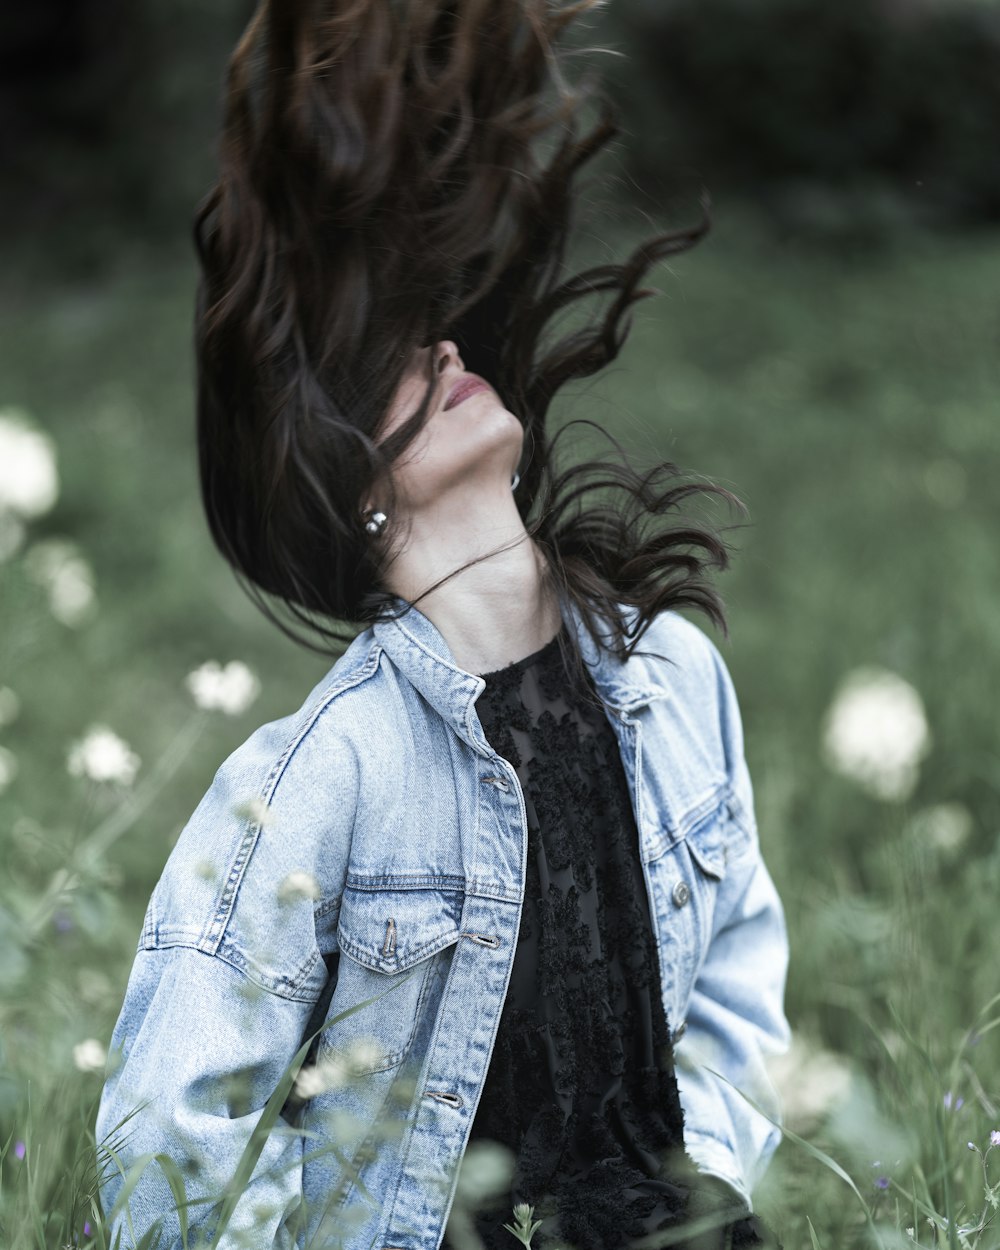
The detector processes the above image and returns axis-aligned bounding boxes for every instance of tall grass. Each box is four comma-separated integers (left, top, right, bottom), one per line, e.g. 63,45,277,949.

1,201,999,1247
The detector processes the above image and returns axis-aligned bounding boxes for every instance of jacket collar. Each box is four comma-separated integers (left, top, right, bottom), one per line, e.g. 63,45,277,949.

371,593,666,754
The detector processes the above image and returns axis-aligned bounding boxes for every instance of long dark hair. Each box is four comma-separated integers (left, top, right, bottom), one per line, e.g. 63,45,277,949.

192,0,747,678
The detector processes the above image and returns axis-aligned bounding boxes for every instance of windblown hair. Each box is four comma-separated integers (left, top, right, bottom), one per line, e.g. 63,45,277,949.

192,0,747,676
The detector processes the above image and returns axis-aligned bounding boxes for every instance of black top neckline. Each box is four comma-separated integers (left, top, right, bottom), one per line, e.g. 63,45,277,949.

478,625,566,682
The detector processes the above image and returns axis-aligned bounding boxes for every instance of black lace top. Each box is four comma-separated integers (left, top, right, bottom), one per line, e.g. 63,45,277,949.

442,626,779,1250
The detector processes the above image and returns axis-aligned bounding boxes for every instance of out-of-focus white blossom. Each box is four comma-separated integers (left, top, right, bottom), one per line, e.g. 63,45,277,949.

454,1140,516,1206
278,870,321,903
186,660,260,716
292,1037,383,1100
233,796,275,828
0,687,21,729
0,511,25,563
49,561,97,626
765,1031,854,1133
293,1057,343,1100
820,666,931,802
0,407,59,519
907,802,973,856
72,1037,108,1073
0,745,18,794
67,724,141,786
23,538,97,627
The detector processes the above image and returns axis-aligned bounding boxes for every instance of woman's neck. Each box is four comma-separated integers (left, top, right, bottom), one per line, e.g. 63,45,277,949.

384,528,563,676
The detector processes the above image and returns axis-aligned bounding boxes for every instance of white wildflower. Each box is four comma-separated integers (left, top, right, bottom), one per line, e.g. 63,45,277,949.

278,870,321,903
23,538,97,627
0,407,59,519
765,1032,854,1133
49,559,97,626
292,1064,329,1101
233,796,275,828
907,802,973,856
0,686,21,728
346,1037,383,1072
820,666,931,802
0,745,19,794
72,1037,107,1073
292,1036,383,1100
67,724,141,785
293,1052,350,1099
186,660,260,716
454,1140,516,1205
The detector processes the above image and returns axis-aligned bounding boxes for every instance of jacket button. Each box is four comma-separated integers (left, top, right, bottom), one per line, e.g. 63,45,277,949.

671,880,691,908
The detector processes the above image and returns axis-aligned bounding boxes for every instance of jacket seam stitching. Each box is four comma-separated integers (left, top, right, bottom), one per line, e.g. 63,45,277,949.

648,782,729,861
202,646,382,955
137,941,323,1004
213,943,323,1002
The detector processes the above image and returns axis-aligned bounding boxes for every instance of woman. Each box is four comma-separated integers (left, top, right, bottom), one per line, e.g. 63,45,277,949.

96,2,790,1248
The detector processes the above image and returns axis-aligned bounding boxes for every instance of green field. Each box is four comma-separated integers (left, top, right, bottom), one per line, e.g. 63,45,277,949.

2,200,999,1248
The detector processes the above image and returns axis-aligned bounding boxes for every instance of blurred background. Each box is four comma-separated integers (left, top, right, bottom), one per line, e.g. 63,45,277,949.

2,1,999,1246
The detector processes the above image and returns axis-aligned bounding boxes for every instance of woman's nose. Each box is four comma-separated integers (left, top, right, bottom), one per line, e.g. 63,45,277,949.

433,340,464,374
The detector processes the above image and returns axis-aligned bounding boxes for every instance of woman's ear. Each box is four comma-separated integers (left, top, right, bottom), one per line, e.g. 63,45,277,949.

360,470,386,518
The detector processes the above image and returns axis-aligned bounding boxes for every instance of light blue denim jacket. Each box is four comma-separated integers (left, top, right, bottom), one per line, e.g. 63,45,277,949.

96,594,790,1250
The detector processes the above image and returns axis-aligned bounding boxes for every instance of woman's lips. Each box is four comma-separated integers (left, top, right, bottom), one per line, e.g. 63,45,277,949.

443,375,491,410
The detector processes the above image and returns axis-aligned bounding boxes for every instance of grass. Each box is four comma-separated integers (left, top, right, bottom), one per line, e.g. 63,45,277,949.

1,195,999,1247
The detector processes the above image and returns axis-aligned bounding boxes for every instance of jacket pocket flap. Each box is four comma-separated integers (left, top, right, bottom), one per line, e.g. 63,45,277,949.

336,883,464,974
682,799,727,882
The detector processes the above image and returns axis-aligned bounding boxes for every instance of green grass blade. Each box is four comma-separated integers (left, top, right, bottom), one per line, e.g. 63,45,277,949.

207,968,420,1249
701,1063,885,1249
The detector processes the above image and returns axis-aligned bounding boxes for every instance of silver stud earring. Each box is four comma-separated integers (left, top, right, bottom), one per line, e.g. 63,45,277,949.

364,510,388,536
511,472,520,492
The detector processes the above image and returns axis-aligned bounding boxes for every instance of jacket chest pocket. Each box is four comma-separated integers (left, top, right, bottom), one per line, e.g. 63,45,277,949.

647,795,736,1022
323,882,465,1076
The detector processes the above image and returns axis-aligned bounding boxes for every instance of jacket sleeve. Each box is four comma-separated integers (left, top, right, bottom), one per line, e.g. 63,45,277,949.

95,942,320,1250
673,637,791,1211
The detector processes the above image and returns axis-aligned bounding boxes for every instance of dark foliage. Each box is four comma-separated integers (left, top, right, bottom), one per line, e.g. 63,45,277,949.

613,0,1000,230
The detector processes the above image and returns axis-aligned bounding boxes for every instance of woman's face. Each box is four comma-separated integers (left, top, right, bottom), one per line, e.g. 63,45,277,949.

370,339,524,514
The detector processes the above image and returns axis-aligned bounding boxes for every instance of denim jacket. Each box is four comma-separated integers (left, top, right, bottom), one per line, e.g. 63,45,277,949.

96,594,791,1250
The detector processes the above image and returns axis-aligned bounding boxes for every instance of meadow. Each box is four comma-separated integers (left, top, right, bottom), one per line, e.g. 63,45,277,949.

1,197,999,1248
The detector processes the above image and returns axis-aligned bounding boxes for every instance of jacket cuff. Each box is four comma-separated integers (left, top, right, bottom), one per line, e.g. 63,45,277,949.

684,1131,754,1212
